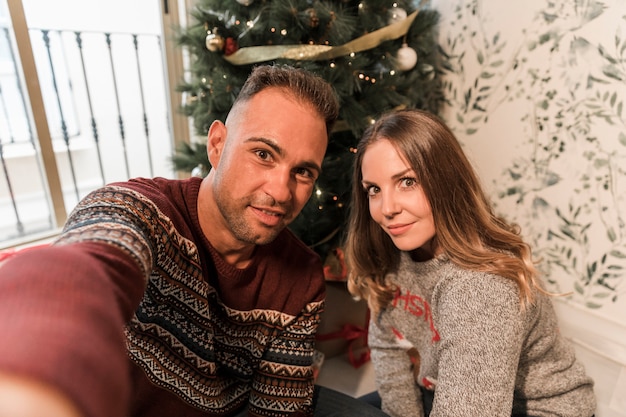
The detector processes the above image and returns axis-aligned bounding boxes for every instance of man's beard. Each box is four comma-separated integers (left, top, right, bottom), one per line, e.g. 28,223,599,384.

215,192,292,245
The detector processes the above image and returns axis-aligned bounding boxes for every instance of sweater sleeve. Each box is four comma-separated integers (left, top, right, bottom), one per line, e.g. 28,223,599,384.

368,312,424,417
431,273,525,417
0,186,155,417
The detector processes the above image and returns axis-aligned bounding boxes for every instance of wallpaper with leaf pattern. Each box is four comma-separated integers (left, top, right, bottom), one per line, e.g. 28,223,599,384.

432,0,626,316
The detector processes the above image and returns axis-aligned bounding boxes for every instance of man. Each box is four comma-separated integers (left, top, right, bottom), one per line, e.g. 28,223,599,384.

0,65,387,417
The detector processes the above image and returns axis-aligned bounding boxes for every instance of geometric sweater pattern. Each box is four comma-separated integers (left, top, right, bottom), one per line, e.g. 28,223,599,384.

55,177,326,417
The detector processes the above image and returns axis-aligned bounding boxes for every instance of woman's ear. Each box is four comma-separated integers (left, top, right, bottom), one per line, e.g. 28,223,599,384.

207,120,227,168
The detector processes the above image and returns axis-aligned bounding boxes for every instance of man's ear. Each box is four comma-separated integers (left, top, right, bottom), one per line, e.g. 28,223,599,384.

207,120,227,168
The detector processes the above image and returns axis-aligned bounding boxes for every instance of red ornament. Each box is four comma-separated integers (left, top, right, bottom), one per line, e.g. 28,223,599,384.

224,37,239,56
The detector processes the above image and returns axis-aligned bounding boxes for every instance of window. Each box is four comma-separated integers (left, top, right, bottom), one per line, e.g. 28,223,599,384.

0,0,189,248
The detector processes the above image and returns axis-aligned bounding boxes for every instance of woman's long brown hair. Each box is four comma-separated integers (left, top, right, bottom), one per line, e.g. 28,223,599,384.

345,109,541,316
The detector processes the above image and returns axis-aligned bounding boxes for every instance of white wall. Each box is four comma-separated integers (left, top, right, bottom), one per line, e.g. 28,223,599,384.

431,0,626,415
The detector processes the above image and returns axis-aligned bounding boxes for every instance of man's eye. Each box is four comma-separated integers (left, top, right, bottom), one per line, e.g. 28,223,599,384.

255,149,272,161
295,167,315,179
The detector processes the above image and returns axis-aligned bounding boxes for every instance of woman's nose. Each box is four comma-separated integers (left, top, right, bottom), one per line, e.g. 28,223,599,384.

380,190,400,217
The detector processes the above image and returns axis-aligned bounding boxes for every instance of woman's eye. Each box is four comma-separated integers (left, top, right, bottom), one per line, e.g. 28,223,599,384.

365,186,379,196
400,178,416,188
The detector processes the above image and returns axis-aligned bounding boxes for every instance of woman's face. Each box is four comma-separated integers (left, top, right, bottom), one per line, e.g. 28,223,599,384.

360,138,437,254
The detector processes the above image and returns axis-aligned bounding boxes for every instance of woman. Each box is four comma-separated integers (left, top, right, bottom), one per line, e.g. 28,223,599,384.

345,109,596,417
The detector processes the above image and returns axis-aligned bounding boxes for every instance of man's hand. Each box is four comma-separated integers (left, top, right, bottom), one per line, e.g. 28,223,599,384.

0,372,82,417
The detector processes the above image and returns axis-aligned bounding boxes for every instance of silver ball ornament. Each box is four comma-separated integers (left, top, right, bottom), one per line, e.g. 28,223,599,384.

191,164,208,178
396,43,418,71
388,6,407,24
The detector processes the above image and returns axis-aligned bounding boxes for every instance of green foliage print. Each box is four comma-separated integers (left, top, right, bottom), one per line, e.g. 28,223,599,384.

439,0,625,308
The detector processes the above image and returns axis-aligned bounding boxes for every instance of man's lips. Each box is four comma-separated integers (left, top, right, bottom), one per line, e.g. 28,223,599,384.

251,206,286,227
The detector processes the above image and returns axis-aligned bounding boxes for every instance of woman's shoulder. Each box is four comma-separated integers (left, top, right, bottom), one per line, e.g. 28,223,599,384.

434,258,518,288
433,262,523,316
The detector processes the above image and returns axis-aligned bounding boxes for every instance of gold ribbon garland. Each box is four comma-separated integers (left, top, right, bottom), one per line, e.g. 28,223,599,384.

224,10,419,66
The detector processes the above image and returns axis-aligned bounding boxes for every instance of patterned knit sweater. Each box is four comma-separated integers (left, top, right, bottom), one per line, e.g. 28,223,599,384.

368,251,596,417
0,177,326,417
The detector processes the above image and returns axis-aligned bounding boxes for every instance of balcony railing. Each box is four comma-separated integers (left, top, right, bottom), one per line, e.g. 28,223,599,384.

0,26,175,246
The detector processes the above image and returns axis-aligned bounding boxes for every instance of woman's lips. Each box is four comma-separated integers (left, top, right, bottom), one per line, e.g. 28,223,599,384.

386,223,412,236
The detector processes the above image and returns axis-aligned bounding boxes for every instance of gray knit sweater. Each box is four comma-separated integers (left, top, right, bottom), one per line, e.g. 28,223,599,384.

368,252,596,417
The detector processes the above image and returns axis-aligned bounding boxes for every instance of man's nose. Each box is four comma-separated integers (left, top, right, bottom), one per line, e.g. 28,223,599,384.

264,168,293,204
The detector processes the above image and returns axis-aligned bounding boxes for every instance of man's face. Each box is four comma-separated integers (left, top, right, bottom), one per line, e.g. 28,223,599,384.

206,87,328,246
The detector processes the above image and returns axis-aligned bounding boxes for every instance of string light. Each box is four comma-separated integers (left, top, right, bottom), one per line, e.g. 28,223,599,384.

177,0,441,261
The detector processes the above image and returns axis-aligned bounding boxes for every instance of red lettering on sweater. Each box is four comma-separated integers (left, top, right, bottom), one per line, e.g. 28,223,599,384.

392,289,440,342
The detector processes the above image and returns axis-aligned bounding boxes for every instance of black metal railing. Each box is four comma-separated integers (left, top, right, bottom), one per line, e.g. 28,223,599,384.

0,27,174,245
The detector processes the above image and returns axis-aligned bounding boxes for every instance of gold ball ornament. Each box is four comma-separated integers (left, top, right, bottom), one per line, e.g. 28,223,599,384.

206,30,225,52
306,8,320,28
396,43,418,71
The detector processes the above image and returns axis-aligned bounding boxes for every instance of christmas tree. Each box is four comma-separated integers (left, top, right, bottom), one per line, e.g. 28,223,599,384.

174,0,444,265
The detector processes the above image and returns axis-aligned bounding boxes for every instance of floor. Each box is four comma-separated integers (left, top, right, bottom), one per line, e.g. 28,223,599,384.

315,281,376,398
316,350,376,398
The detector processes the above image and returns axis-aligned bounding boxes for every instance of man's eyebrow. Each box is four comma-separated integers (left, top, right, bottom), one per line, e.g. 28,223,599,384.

301,160,323,177
245,137,323,175
245,137,283,156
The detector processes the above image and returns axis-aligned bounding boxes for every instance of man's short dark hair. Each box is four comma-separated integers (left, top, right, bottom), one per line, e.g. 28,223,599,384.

234,64,340,136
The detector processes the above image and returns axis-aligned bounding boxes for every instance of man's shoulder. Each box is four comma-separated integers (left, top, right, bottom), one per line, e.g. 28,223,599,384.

109,177,201,197
103,177,201,216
